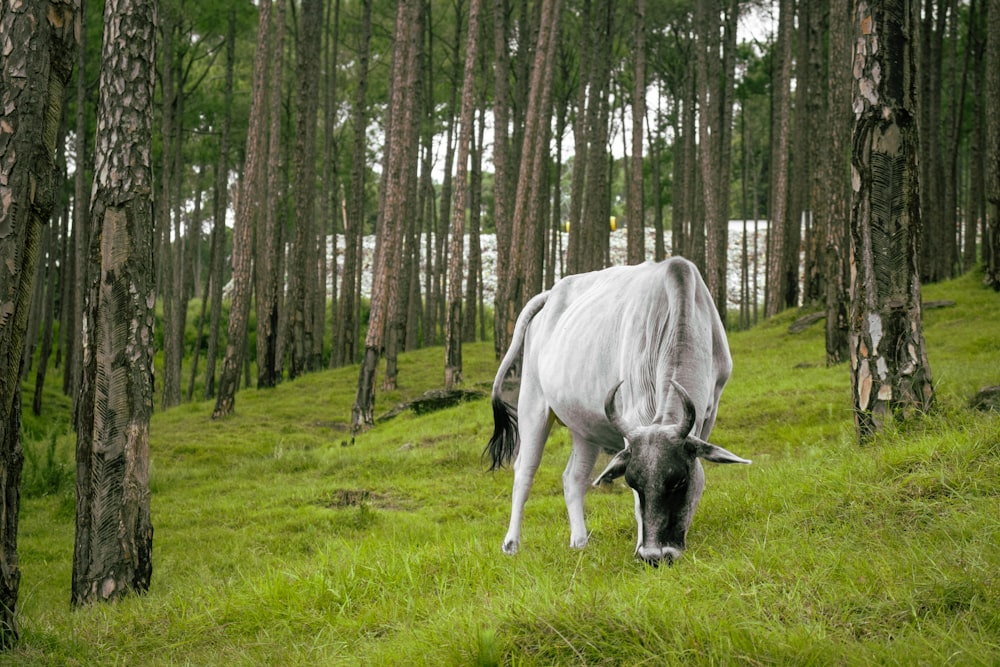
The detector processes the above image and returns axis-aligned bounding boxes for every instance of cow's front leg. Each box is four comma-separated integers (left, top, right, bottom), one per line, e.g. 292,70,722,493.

563,438,600,549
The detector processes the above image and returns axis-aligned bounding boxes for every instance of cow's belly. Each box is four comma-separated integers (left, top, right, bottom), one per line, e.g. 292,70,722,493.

529,313,629,447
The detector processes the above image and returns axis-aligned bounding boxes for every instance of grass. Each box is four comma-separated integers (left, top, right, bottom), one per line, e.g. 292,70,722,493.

9,268,1000,665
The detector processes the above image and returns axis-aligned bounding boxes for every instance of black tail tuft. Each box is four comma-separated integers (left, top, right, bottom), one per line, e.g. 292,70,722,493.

484,395,518,471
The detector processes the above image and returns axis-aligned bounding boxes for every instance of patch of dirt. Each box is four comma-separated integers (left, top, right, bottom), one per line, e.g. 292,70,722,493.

970,385,1000,413
318,488,408,511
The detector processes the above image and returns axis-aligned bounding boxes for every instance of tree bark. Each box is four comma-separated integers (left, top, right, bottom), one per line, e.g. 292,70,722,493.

0,0,77,639
255,0,285,389
849,0,935,442
695,0,737,323
287,0,323,379
159,9,180,410
352,0,422,433
72,0,155,605
464,103,486,342
335,0,372,367
626,0,646,265
578,0,613,274
824,0,852,365
205,8,237,399
491,0,515,357
765,0,794,318
66,0,90,405
917,0,951,282
31,218,59,415
445,0,484,389
987,0,1000,289
507,0,562,337
213,0,272,419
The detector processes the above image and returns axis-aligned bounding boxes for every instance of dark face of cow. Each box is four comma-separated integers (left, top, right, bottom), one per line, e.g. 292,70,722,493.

594,381,750,565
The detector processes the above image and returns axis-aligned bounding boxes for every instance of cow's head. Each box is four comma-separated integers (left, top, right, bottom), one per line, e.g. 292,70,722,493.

594,380,750,565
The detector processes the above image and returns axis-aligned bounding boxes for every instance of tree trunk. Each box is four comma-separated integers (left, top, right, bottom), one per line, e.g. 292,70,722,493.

206,8,236,398
491,0,515,357
626,0,646,265
849,0,935,442
287,0,323,379
765,0,794,318
507,0,562,338
159,10,181,410
917,0,951,283
319,0,341,368
32,219,59,415
445,0,484,389
352,0,422,433
335,0,372,367
72,0,155,606
695,0,737,323
987,0,1000,289
382,3,424,393
0,0,77,639
255,0,285,389
66,0,90,405
213,0,272,419
824,0,852,365
464,103,486,342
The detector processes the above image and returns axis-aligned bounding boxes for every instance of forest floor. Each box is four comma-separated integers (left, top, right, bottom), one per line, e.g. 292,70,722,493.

11,268,1000,665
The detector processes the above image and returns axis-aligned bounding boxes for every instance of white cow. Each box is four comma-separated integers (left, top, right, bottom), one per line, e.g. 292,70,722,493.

486,258,750,564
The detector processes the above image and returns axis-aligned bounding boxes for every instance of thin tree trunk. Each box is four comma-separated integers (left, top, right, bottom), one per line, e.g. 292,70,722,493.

507,0,562,337
352,0,422,433
66,0,89,405
765,0,794,318
73,0,155,605
445,0,484,389
987,0,1000,289
491,0,515,357
287,0,323,379
32,219,59,415
464,103,486,342
626,0,646,265
206,8,236,399
159,10,180,410
824,0,853,365
255,0,285,389
213,0,272,419
336,0,372,367
319,0,341,367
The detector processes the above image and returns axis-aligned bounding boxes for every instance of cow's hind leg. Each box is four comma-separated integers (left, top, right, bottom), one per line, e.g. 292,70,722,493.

564,435,600,549
502,386,553,555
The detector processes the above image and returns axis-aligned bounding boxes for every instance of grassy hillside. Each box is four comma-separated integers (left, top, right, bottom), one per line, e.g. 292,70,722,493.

10,270,1000,665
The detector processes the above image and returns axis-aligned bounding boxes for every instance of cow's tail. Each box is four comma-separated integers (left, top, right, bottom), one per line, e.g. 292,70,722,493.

485,292,549,471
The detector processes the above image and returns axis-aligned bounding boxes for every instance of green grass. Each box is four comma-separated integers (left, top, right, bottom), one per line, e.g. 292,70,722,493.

10,269,1000,665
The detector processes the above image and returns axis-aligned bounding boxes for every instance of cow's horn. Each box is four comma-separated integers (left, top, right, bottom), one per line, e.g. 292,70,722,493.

670,380,697,438
604,381,635,440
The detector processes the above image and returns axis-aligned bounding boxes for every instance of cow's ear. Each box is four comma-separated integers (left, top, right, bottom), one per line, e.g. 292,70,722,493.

691,438,751,465
593,449,630,486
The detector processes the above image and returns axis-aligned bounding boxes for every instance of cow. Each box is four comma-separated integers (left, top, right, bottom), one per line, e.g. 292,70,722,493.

486,257,750,564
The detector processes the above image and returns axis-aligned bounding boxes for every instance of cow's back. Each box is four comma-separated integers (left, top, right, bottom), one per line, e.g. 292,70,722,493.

525,258,729,444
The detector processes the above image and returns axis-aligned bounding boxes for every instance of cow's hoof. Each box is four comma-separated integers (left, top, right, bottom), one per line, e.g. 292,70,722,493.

502,539,519,555
569,535,589,550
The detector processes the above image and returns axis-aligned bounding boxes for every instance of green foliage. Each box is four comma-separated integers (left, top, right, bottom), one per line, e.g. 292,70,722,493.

21,432,73,499
11,271,1000,665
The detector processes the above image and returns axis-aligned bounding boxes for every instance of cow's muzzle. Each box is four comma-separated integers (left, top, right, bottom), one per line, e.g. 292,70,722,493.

637,545,683,566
